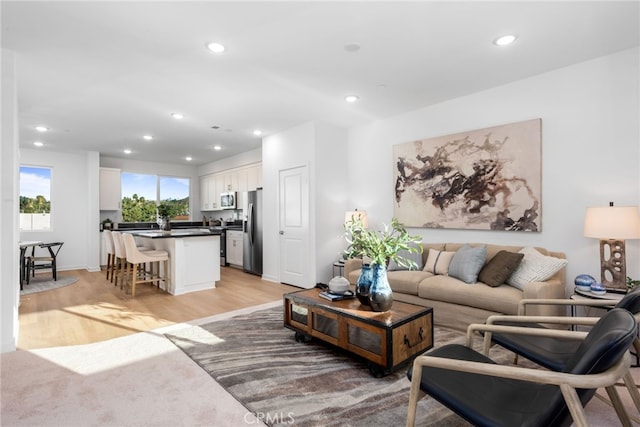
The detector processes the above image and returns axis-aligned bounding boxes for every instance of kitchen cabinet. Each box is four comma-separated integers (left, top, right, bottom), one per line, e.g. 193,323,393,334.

200,176,211,210
247,164,262,190
199,163,262,211
100,168,121,210
226,230,243,267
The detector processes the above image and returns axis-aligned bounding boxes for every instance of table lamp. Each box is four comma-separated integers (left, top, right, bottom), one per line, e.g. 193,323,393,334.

583,203,640,289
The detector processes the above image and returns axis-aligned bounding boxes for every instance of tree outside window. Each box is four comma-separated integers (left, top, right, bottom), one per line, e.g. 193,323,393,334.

120,172,190,222
19,166,52,231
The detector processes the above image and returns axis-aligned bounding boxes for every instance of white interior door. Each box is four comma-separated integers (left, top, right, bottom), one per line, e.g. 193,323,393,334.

279,165,310,287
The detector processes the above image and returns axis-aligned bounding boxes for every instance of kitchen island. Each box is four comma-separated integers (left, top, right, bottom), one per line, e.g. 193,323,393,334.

132,229,220,295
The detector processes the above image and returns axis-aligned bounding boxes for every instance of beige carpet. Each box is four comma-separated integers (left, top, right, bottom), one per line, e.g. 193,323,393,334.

2,300,639,426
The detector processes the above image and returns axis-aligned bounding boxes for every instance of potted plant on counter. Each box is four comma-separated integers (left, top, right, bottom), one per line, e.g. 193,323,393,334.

344,216,422,312
157,202,179,231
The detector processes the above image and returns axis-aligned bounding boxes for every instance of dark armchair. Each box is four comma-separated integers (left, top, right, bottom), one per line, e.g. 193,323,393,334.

27,242,64,283
407,308,638,427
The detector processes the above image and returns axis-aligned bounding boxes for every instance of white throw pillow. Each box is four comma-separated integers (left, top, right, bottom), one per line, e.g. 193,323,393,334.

423,248,456,275
507,247,568,290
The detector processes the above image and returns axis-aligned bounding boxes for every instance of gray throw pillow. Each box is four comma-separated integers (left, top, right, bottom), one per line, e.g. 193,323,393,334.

448,244,487,284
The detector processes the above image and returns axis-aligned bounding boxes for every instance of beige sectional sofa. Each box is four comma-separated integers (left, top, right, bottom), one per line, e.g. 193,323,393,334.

343,242,567,331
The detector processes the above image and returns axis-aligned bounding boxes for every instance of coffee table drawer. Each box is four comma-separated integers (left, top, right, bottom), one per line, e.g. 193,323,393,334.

392,312,433,364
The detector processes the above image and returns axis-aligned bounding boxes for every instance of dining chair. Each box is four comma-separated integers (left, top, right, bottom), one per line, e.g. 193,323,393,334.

407,308,638,427
26,242,64,284
121,233,169,297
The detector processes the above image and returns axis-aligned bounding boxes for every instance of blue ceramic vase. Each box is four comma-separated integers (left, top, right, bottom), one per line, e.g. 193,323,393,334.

356,264,372,306
369,263,393,312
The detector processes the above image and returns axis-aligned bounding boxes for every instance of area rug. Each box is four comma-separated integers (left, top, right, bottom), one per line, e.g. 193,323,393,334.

20,275,78,295
166,306,517,427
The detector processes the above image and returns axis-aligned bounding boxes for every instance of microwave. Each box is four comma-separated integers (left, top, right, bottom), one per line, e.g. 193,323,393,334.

220,192,236,209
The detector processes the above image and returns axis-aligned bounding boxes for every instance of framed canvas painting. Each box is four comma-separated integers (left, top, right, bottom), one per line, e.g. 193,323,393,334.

393,118,541,231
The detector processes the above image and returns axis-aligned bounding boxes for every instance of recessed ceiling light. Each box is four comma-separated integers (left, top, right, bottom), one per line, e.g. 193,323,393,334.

123,149,132,154
171,113,184,120
33,141,44,147
493,34,518,46
345,95,359,103
344,43,361,52
206,42,225,53
35,126,48,132
213,145,222,151
253,129,262,136
143,135,153,141
185,156,193,161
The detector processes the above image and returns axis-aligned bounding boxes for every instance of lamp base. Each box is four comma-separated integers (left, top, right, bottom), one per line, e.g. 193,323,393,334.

599,238,627,289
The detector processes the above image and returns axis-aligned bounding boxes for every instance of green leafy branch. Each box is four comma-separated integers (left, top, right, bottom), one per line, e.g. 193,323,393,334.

344,216,422,269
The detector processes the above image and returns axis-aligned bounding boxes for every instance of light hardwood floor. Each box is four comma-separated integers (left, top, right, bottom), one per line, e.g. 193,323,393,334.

18,267,299,350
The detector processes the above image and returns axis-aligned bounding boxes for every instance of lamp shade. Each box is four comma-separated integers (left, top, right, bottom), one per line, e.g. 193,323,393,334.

345,210,368,228
584,206,640,239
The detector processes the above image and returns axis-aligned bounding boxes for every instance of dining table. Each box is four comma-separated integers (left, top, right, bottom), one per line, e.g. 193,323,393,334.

19,240,42,290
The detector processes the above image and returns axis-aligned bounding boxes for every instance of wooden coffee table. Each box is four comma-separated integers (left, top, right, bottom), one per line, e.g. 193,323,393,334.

284,288,433,376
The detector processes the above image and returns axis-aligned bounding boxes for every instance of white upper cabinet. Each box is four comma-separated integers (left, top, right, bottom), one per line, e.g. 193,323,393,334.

200,163,261,211
100,167,121,211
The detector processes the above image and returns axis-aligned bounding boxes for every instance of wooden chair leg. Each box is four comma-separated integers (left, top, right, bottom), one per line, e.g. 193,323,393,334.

622,371,640,415
131,263,138,297
605,384,633,427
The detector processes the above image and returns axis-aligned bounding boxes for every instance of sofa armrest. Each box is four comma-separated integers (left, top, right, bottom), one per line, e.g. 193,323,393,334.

344,258,363,284
522,278,567,317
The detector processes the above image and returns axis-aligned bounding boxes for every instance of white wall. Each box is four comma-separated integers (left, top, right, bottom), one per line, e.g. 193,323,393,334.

347,47,640,295
20,149,101,273
197,148,261,176
1,49,20,352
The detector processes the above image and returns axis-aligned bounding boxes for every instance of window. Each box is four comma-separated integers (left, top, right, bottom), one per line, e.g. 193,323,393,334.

20,166,52,231
120,172,190,222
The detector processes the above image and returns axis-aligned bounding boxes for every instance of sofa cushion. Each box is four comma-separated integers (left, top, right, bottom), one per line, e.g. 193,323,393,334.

417,275,522,315
478,250,524,287
386,270,434,295
423,249,456,275
388,242,424,271
448,244,487,284
507,247,568,290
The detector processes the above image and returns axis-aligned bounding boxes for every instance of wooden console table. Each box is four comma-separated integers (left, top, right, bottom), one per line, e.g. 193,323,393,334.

284,288,433,376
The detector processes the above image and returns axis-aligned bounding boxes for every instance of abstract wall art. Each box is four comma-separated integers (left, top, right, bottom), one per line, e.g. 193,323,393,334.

393,118,542,232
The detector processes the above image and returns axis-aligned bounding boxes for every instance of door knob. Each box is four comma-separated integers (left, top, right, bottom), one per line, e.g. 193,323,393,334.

279,230,284,235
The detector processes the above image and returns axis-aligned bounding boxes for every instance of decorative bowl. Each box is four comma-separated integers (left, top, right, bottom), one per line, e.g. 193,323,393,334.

328,276,350,294
575,274,596,292
590,282,606,296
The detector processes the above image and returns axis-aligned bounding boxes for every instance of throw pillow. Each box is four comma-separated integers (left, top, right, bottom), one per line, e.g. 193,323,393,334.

478,250,525,287
506,247,568,290
423,249,456,275
387,242,424,271
448,244,487,284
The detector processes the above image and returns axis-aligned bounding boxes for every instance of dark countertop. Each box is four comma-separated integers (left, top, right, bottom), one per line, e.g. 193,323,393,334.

132,229,223,239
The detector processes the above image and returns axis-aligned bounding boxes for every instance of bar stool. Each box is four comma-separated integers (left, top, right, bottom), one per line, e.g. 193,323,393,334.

122,233,169,297
111,231,152,288
111,231,129,289
103,230,116,282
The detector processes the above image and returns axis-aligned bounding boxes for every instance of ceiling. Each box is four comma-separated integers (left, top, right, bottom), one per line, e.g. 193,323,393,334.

2,1,639,166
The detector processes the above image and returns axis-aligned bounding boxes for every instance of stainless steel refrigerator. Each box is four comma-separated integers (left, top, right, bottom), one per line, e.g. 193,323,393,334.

243,189,263,276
